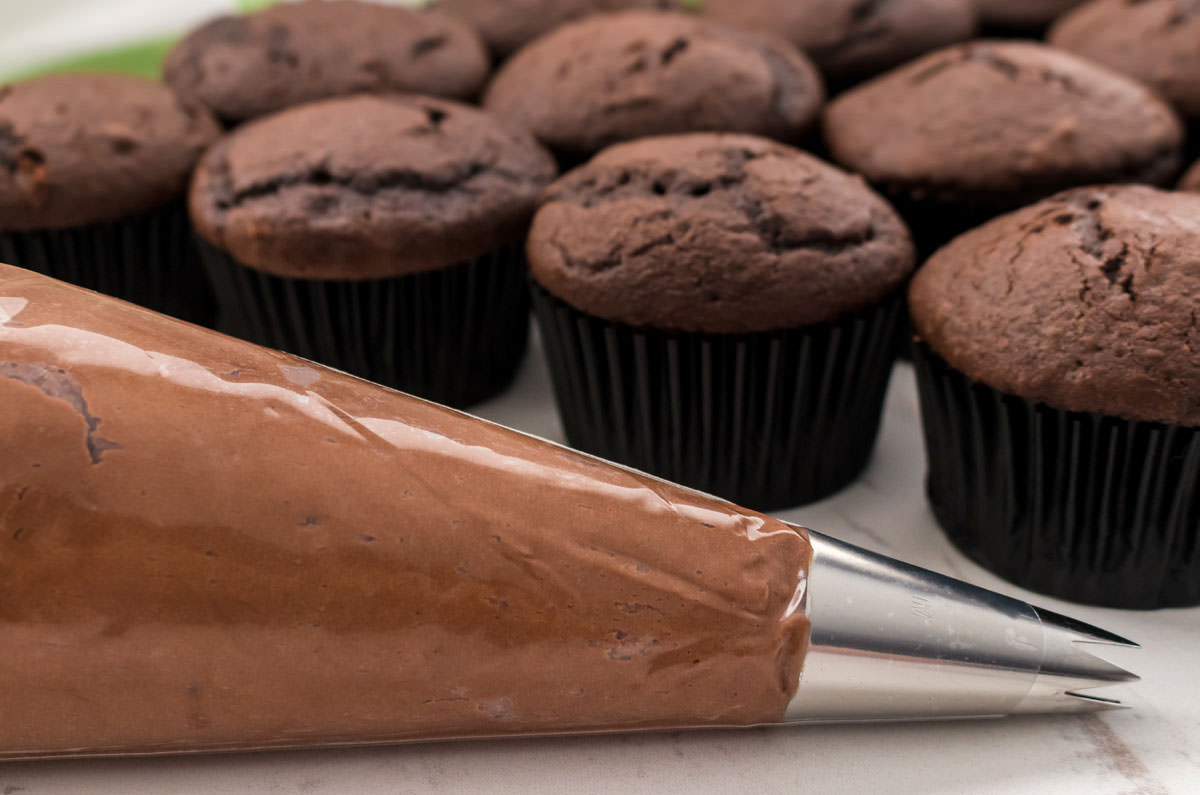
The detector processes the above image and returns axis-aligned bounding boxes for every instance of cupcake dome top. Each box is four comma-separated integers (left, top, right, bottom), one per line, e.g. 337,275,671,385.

528,133,915,334
823,41,1183,210
0,73,219,231
437,0,683,59
189,94,556,280
165,0,489,125
1050,0,1200,120
699,0,977,83
976,0,1086,27
483,11,824,158
910,185,1200,427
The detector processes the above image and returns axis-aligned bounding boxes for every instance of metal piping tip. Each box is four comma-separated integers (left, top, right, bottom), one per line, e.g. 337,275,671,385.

784,530,1140,723
1063,692,1128,712
1032,607,1140,648
1012,608,1139,714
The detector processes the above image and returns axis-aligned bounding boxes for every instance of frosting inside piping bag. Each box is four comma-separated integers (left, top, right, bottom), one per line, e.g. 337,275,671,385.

0,264,811,758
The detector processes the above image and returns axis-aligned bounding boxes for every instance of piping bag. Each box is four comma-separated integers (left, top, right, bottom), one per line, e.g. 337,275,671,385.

0,264,1137,760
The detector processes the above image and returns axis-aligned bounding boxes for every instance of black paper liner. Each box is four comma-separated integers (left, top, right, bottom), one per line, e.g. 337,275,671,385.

0,201,214,325
884,195,987,363
913,343,1200,609
1184,120,1200,172
532,285,904,512
200,242,530,409
879,191,1003,263
979,23,1054,39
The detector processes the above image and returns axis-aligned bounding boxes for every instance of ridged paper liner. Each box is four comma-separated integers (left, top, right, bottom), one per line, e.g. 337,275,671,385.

532,285,904,512
913,342,1200,609
200,242,530,409
1185,121,1200,174
0,201,214,325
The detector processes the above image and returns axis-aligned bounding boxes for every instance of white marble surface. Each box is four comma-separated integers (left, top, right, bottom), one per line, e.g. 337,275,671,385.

4,333,1198,794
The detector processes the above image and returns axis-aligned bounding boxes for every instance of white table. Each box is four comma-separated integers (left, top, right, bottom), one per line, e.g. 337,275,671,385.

5,332,1198,794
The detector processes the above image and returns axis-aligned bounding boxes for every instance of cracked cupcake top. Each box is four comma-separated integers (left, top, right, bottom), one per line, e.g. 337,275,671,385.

910,185,1200,427
1051,0,1200,120
165,0,489,125
823,41,1183,209
189,94,557,279
527,133,915,334
699,0,978,83
483,11,824,159
0,74,219,231
436,0,684,59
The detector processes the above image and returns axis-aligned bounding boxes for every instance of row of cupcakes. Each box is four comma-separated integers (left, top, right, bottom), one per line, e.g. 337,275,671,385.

1,1,1197,610
157,0,1108,122
4,1,1197,327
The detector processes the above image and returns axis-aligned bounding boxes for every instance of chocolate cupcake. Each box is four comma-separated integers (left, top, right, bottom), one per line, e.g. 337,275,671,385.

529,133,915,511
165,0,489,125
190,94,556,408
0,73,220,324
910,185,1200,609
823,41,1184,255
483,11,824,164
1051,0,1200,161
977,0,1086,33
699,0,978,87
437,0,682,60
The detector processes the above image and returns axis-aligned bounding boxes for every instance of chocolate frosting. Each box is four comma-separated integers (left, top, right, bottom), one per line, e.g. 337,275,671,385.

0,264,811,758
909,185,1200,427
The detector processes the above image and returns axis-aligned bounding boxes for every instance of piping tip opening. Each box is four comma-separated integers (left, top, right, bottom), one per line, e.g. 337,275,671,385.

1033,607,1140,648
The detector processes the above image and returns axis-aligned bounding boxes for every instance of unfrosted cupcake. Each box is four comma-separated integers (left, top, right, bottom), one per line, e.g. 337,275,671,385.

190,94,556,407
1051,0,1200,160
910,185,1200,608
484,11,824,163
165,0,489,125
529,133,914,510
0,73,220,323
824,41,1183,254
699,0,977,86
437,0,682,60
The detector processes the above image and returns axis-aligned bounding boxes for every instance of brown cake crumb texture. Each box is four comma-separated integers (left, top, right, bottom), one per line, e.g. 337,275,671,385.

484,11,825,158
165,0,489,124
1050,0,1200,119
528,133,915,334
910,185,1200,427
189,94,556,280
0,74,219,231
699,0,978,82
823,41,1183,209
436,0,684,58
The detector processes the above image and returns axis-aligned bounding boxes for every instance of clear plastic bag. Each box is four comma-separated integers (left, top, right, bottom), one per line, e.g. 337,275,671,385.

0,265,811,759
